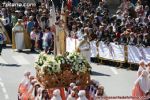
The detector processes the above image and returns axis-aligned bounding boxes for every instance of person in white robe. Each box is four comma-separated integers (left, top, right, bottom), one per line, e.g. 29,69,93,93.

77,90,88,100
90,40,98,63
51,89,62,100
137,60,146,77
78,35,90,62
76,28,84,41
67,91,76,100
12,19,25,51
139,70,149,94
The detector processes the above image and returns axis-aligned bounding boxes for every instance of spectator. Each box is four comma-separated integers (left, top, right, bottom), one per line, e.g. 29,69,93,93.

11,11,18,27
128,32,137,45
30,27,37,52
42,27,52,53
76,28,84,41
0,32,6,55
96,26,104,41
40,11,49,30
27,16,34,35
143,34,150,47
37,27,43,51
1,8,12,41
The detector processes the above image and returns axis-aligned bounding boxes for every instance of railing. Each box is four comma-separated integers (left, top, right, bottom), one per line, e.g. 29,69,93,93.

66,37,150,64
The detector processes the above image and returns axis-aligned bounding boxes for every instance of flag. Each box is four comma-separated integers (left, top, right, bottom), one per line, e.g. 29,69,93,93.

67,0,72,11
50,0,56,26
60,1,65,21
50,0,57,56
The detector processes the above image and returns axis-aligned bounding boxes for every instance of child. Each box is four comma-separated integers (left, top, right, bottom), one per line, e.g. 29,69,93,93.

0,32,6,55
30,27,37,52
42,27,52,53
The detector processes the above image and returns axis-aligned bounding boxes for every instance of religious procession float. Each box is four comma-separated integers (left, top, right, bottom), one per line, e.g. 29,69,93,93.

34,52,91,89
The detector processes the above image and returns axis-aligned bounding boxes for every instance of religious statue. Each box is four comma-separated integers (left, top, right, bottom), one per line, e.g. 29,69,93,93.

55,20,66,55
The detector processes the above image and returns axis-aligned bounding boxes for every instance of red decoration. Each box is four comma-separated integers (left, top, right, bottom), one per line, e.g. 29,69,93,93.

67,0,72,11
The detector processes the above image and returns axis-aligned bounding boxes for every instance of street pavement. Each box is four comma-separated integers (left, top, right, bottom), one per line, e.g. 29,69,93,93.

0,47,137,100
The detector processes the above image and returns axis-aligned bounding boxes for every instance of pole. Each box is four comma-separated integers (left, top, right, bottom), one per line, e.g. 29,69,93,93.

54,25,57,56
124,45,128,67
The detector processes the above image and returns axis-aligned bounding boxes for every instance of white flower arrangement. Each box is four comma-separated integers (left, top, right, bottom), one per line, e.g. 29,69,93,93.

35,52,91,75
35,52,61,75
67,52,91,73
35,52,91,88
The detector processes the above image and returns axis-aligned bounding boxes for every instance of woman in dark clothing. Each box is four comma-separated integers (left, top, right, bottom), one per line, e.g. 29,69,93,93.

37,27,43,51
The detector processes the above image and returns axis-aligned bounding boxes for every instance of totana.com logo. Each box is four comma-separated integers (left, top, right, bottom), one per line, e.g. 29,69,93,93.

2,2,36,7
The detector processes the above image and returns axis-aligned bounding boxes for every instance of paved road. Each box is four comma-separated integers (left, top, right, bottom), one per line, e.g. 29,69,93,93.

0,47,137,100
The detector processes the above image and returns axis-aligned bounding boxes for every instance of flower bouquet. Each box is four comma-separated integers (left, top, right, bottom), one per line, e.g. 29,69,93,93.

35,52,61,88
67,52,91,85
34,52,91,88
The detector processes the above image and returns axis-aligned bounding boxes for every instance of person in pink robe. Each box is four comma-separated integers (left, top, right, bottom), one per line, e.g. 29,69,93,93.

132,70,149,98
18,71,31,96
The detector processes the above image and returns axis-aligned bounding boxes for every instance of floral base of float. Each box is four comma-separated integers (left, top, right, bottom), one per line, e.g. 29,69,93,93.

35,52,91,89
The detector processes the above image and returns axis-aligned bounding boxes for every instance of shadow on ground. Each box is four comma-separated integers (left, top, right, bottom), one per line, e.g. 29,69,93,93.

20,51,40,54
0,63,21,67
91,71,111,77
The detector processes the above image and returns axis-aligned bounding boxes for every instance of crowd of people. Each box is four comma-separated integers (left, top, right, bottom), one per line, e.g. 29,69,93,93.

18,71,106,100
0,0,149,55
132,60,150,98
67,0,150,47
0,1,55,53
